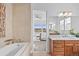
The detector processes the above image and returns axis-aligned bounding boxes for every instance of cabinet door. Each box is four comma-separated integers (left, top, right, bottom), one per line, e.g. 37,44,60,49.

65,46,73,56
75,41,79,55
74,44,79,56
76,46,79,55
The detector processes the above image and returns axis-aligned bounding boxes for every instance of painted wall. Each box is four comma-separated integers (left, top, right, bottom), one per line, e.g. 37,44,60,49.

12,3,31,42
32,3,79,16
72,16,79,33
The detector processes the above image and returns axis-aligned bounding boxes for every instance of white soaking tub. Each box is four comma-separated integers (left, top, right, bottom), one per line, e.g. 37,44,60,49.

0,43,31,56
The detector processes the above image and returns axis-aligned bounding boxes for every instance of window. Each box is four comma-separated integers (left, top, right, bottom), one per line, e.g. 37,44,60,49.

65,17,71,30
60,17,71,30
60,20,64,30
59,11,72,31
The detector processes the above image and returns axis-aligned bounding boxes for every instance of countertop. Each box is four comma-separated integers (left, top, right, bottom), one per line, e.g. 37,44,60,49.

49,35,79,40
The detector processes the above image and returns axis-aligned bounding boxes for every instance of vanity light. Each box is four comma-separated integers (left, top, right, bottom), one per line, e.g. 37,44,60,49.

68,12,72,16
63,11,68,16
58,11,72,17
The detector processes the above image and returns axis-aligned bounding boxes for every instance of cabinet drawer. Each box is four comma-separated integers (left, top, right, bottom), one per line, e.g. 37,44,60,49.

53,48,64,52
75,43,79,46
65,43,74,46
65,40,75,44
53,52,64,56
75,40,79,44
53,49,64,52
53,44,64,48
53,40,64,44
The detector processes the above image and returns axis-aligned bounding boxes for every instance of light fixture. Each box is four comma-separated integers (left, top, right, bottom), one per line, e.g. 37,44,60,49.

68,12,72,16
58,11,72,17
63,11,68,16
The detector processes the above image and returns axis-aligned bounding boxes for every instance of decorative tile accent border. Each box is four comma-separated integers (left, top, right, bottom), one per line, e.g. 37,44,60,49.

0,3,6,37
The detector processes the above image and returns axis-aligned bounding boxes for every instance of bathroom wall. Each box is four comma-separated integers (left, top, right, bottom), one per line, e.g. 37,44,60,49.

12,3,31,42
32,3,79,17
72,16,79,33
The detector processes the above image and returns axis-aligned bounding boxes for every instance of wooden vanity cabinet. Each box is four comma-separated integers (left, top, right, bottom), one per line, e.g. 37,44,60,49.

50,40,79,56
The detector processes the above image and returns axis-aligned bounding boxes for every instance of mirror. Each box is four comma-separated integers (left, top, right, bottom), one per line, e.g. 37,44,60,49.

48,16,71,35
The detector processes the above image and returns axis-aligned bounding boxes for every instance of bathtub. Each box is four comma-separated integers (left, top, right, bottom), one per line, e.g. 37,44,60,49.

0,43,31,56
